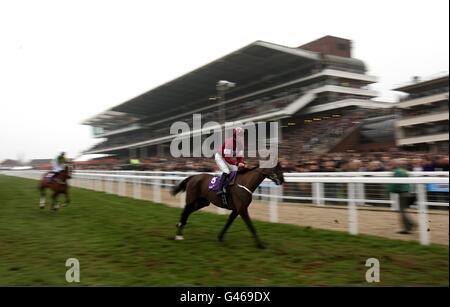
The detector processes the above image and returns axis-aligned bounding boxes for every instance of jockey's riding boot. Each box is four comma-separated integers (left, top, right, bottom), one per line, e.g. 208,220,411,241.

216,173,228,196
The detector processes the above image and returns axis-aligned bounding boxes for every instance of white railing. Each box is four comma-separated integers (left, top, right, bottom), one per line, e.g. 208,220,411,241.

1,169,448,245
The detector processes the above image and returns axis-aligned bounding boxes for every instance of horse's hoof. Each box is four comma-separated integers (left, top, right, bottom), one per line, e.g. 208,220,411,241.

257,243,266,249
175,235,184,241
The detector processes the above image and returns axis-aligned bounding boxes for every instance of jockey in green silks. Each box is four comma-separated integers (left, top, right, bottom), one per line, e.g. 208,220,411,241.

50,152,66,181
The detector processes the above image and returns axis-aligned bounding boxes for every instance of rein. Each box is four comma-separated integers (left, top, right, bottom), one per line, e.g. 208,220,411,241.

235,167,270,195
246,167,274,179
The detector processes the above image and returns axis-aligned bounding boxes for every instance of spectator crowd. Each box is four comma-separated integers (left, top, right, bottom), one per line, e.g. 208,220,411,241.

72,150,449,173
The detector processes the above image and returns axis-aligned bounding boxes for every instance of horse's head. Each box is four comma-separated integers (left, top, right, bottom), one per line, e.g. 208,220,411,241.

262,162,285,185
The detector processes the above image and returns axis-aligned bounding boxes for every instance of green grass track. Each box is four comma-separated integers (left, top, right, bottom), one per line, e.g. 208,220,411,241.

0,175,448,286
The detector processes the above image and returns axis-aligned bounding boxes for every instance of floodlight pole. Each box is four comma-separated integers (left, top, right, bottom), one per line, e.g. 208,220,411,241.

216,80,236,136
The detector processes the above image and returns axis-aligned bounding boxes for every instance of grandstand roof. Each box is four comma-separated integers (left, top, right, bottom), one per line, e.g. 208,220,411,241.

394,73,449,93
83,40,367,127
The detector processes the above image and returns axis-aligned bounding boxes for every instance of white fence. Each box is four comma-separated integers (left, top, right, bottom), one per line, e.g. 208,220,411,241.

1,169,448,245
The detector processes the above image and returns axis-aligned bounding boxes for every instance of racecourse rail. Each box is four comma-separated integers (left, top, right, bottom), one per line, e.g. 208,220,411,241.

1,169,448,246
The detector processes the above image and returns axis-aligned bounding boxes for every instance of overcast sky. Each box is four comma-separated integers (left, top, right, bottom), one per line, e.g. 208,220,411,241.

0,0,448,161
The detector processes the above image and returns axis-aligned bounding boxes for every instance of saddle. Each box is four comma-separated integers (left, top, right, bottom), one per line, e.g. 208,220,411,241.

44,172,55,179
208,172,237,209
44,172,64,184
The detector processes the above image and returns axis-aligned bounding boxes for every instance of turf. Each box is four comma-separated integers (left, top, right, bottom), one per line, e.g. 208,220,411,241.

0,175,448,286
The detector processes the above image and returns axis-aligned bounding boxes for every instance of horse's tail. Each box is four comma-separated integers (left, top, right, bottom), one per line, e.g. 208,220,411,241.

171,176,194,196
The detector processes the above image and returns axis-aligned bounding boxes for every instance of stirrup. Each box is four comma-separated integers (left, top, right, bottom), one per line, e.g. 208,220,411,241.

221,193,229,208
217,188,227,196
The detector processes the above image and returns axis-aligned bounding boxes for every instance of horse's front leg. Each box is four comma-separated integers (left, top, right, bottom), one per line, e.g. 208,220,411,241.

239,207,265,249
218,210,238,242
51,192,60,211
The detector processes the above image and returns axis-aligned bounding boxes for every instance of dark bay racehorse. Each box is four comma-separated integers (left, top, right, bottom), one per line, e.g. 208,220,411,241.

171,163,284,248
38,165,72,210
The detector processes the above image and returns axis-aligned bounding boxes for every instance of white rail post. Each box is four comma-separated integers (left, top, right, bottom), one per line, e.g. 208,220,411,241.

153,179,161,203
358,183,365,206
390,193,400,211
347,182,358,235
119,177,126,197
312,182,324,206
137,177,142,199
269,184,279,223
103,177,107,192
133,177,141,199
105,178,110,194
179,192,185,208
416,183,430,245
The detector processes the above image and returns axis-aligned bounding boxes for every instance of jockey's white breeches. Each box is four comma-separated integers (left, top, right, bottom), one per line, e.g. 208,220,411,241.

52,161,65,172
214,153,237,174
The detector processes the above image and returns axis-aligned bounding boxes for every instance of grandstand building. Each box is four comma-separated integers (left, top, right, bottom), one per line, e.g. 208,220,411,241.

394,74,449,153
82,36,393,167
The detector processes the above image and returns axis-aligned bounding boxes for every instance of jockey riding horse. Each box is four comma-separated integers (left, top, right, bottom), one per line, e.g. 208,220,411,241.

39,152,72,210
214,127,246,205
50,152,67,183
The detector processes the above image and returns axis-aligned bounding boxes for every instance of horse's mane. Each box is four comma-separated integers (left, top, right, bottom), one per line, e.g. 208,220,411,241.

237,165,260,174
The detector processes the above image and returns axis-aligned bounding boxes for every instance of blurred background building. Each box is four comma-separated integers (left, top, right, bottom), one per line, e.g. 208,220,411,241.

394,74,449,153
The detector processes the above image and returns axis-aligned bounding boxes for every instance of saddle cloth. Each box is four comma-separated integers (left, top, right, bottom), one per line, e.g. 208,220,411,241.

43,172,56,182
208,171,237,192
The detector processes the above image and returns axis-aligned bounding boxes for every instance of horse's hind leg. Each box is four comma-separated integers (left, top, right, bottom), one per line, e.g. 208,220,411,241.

218,210,238,242
175,198,209,240
39,185,46,209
